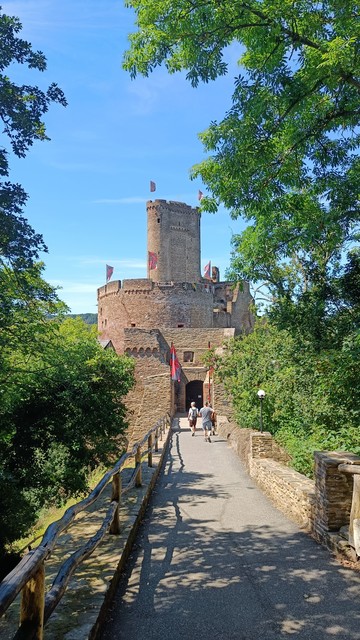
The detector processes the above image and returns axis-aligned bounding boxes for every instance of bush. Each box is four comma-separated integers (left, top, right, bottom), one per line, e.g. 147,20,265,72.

215,320,360,477
0,318,134,552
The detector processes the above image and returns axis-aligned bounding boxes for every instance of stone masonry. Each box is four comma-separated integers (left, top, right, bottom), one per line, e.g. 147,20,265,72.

98,199,254,443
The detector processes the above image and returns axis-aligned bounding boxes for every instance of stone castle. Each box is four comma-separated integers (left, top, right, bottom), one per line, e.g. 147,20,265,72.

97,199,254,442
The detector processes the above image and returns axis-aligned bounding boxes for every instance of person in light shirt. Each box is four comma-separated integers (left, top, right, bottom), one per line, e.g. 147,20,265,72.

188,401,199,436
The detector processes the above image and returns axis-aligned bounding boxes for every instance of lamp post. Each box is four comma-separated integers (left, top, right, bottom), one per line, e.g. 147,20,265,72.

257,389,266,432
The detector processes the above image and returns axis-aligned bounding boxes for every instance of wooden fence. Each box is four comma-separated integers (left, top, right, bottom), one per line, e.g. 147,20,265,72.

0,414,171,639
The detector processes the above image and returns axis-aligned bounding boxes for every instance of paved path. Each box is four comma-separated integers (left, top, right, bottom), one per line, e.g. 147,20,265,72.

100,416,360,640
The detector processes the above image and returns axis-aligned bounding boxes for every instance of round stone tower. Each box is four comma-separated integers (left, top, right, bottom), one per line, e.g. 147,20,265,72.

147,200,201,283
98,198,253,354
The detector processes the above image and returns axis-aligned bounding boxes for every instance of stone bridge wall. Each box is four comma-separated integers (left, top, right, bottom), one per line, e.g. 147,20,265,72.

217,420,315,529
217,419,360,561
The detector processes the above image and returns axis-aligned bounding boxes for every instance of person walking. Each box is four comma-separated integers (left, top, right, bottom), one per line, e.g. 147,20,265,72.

199,401,213,442
188,402,198,436
210,409,217,436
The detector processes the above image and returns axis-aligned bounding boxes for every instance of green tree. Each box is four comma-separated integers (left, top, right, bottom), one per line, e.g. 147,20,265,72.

0,7,67,369
124,0,360,343
0,7,67,269
0,317,135,551
214,320,360,477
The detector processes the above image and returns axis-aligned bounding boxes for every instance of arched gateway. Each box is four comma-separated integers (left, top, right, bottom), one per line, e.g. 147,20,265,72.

186,380,203,411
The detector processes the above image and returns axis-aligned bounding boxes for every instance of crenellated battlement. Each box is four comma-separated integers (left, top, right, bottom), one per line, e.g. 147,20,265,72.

97,280,121,299
147,199,199,216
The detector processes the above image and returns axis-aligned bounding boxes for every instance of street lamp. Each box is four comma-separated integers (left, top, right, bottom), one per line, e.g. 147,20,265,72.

257,389,266,432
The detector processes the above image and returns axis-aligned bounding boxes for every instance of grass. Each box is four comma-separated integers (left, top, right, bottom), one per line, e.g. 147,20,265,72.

12,465,108,555
12,453,140,556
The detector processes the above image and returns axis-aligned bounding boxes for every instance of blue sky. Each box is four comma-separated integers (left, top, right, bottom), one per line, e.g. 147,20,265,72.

3,0,247,314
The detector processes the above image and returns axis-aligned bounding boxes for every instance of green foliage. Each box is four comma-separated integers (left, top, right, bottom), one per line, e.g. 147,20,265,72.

124,0,360,475
215,320,360,477
0,315,134,550
0,10,133,557
124,0,360,346
0,7,67,271
66,313,98,325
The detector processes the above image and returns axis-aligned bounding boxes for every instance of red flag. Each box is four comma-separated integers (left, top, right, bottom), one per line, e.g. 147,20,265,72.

148,251,158,270
198,190,203,201
106,264,114,282
170,343,181,382
203,260,211,280
150,180,156,192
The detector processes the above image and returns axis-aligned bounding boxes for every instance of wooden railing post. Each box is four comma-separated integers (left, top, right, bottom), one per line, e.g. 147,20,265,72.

155,426,159,452
159,419,163,442
20,561,45,640
148,433,153,467
135,446,142,486
109,472,121,535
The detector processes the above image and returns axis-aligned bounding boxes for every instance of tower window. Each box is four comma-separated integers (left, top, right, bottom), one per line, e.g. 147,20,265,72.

183,351,194,363
157,218,160,223
131,323,136,327
177,323,184,328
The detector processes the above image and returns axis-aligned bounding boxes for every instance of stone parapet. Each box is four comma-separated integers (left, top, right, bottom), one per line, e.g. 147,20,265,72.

217,421,314,531
313,451,354,533
217,422,360,562
250,432,273,459
250,458,315,529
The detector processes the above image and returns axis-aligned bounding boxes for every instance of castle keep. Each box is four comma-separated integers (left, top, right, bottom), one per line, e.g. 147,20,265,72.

98,199,253,441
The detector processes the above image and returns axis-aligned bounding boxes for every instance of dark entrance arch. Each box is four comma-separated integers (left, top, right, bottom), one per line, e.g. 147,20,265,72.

186,380,203,411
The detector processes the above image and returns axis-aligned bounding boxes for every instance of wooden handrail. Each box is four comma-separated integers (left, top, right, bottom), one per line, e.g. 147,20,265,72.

0,413,171,638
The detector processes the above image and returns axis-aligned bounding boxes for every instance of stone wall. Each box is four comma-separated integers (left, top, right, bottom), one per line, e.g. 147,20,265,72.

217,421,315,530
217,420,360,561
233,283,255,333
213,282,254,333
123,329,173,444
213,379,233,420
313,451,354,534
163,327,232,365
147,199,201,283
98,280,215,352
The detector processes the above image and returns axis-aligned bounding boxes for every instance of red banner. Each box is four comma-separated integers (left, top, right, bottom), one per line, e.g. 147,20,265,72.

148,251,158,270
203,261,211,280
170,343,181,382
106,264,114,282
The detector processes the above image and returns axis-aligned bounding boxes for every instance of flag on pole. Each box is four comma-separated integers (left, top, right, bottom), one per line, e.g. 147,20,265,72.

148,251,158,270
198,190,203,201
106,264,114,282
150,180,156,192
170,343,181,382
203,260,211,280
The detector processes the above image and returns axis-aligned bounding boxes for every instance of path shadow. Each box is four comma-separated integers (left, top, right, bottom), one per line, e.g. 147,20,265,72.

100,427,360,640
